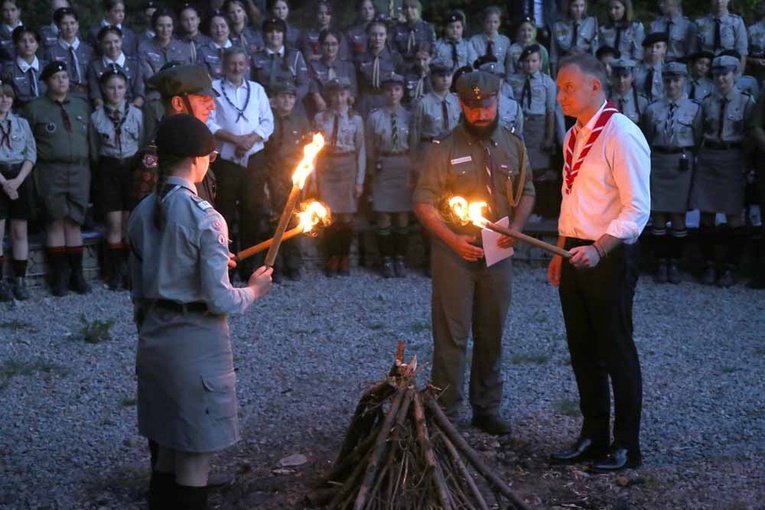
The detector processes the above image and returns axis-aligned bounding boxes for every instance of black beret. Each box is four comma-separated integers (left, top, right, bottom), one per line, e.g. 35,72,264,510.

519,44,542,62
271,81,297,95
40,61,67,81
456,71,500,107
262,17,287,33
156,114,215,158
595,45,621,60
144,1,160,9
381,72,405,86
98,64,128,85
97,25,123,40
322,78,352,94
147,65,218,98
429,59,452,75
53,7,78,24
642,32,669,47
446,11,464,24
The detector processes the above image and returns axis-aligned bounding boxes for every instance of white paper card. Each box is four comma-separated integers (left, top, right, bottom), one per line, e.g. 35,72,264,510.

482,216,513,267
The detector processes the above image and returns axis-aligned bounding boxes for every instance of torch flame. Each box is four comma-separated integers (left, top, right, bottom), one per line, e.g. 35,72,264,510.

292,133,325,189
296,201,329,233
448,196,489,228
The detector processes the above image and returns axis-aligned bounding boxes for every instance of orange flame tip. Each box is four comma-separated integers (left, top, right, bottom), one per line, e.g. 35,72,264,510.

296,201,329,233
292,133,325,189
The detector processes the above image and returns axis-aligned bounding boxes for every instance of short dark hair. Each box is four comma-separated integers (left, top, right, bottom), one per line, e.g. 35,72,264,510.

319,28,342,45
12,26,41,45
559,53,608,90
151,7,175,29
222,46,247,61
97,25,123,40
53,7,78,25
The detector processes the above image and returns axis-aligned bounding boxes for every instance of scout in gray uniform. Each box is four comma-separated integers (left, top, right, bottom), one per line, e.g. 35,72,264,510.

128,114,272,510
39,0,68,53
507,18,551,75
1,27,47,107
469,6,512,77
87,0,139,57
649,0,697,62
641,61,702,284
685,50,715,101
690,54,755,287
196,10,233,81
366,73,413,278
43,8,94,101
746,7,765,83
718,50,760,100
312,78,365,277
609,58,648,124
355,19,404,118
176,4,211,58
345,0,375,60
298,1,349,64
474,56,524,135
402,49,432,107
433,12,478,72
695,0,748,60
414,71,535,435
87,26,146,109
409,60,460,164
633,32,667,103
267,0,301,50
597,0,645,61
137,8,195,82
24,61,91,296
89,67,143,290
551,0,598,74
250,18,309,111
307,28,357,117
0,0,21,62
224,0,263,55
391,0,436,66
264,81,311,282
0,83,35,301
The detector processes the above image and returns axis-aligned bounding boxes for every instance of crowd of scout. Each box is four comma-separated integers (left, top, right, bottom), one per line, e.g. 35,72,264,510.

2,0,765,302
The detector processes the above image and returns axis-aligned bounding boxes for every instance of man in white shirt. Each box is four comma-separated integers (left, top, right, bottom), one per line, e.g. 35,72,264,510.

548,53,650,473
207,46,274,278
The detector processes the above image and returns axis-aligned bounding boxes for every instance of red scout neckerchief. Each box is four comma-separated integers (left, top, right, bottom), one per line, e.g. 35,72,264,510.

563,100,619,194
0,119,11,149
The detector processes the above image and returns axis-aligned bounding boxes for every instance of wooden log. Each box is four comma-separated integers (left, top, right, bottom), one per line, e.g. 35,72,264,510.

425,397,531,510
435,421,490,510
336,381,394,463
412,393,451,510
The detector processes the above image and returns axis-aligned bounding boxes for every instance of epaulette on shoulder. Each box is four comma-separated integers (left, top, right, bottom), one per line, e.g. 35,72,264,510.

501,124,523,142
190,195,215,213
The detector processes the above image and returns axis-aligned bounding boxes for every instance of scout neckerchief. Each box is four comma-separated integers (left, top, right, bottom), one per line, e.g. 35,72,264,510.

0,117,11,149
108,103,129,154
221,78,251,122
563,101,619,194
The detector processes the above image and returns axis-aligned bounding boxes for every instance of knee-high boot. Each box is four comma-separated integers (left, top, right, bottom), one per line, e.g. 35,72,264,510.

377,228,394,278
393,227,409,277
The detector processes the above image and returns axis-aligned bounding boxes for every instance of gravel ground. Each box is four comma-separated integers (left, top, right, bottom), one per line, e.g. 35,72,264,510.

0,264,763,509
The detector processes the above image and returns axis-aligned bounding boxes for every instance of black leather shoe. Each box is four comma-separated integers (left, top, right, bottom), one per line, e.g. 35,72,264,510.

207,472,236,490
550,438,609,465
471,414,511,436
654,260,668,283
590,447,642,473
701,265,717,285
717,268,736,288
667,262,682,284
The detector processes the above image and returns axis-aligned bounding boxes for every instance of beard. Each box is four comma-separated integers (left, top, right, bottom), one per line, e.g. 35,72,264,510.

464,115,499,140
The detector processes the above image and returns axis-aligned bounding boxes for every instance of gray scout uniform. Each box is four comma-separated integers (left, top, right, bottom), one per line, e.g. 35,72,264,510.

506,42,551,75
308,58,358,98
1,57,47,106
433,38,478,71
24,93,91,224
391,20,437,64
355,48,404,118
313,106,366,214
230,26,263,55
507,70,555,171
551,17,598,65
469,33,512,76
598,21,645,61
413,71,535,418
609,60,649,124
251,47,309,103
409,90,460,163
138,39,195,80
87,55,146,104
650,14,697,61
498,94,524,135
686,75,714,101
44,39,95,99
695,13,748,56
0,112,36,218
747,19,765,58
88,22,139,57
196,41,230,80
691,64,755,215
89,100,143,159
366,105,412,212
633,62,664,103
642,76,702,212
129,177,255,452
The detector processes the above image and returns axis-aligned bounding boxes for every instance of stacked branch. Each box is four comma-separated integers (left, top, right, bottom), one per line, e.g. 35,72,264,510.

306,343,531,510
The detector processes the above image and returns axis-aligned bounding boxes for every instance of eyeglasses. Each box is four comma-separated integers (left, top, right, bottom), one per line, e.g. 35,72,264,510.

208,150,218,163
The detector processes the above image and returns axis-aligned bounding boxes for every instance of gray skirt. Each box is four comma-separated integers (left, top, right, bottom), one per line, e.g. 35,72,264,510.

650,151,693,213
136,308,239,453
522,114,552,171
690,147,745,215
372,154,413,212
317,153,359,214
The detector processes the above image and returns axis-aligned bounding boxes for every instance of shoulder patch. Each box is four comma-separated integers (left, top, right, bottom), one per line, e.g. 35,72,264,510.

142,153,158,168
196,200,214,211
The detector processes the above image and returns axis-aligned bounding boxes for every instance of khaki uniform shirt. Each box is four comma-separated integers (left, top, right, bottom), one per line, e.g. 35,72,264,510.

23,95,90,164
0,112,36,165
197,41,231,80
701,87,755,144
642,95,702,148
89,100,143,159
413,123,535,229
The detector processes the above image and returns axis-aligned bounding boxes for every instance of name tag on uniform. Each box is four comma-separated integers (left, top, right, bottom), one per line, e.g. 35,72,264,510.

196,200,213,211
451,155,472,165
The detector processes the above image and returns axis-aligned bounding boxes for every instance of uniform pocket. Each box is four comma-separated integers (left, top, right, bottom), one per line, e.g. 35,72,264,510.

201,371,237,420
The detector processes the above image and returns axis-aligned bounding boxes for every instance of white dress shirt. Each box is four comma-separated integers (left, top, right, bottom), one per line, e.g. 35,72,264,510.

558,100,651,243
103,52,127,67
207,77,274,167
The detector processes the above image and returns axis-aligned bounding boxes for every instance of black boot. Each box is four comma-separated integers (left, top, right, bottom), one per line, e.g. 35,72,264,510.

324,226,340,277
68,247,91,294
338,224,353,277
148,471,175,510
106,245,124,291
48,248,69,297
651,227,668,283
377,229,394,278
11,259,30,300
174,483,208,509
393,228,408,278
667,229,687,284
747,232,765,289
699,225,717,285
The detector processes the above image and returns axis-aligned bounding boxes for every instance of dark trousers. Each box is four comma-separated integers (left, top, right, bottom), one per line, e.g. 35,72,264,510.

559,240,643,450
212,152,269,272
430,239,513,416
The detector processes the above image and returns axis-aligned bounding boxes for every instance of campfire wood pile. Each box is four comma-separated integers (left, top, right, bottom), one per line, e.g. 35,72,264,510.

306,343,531,510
